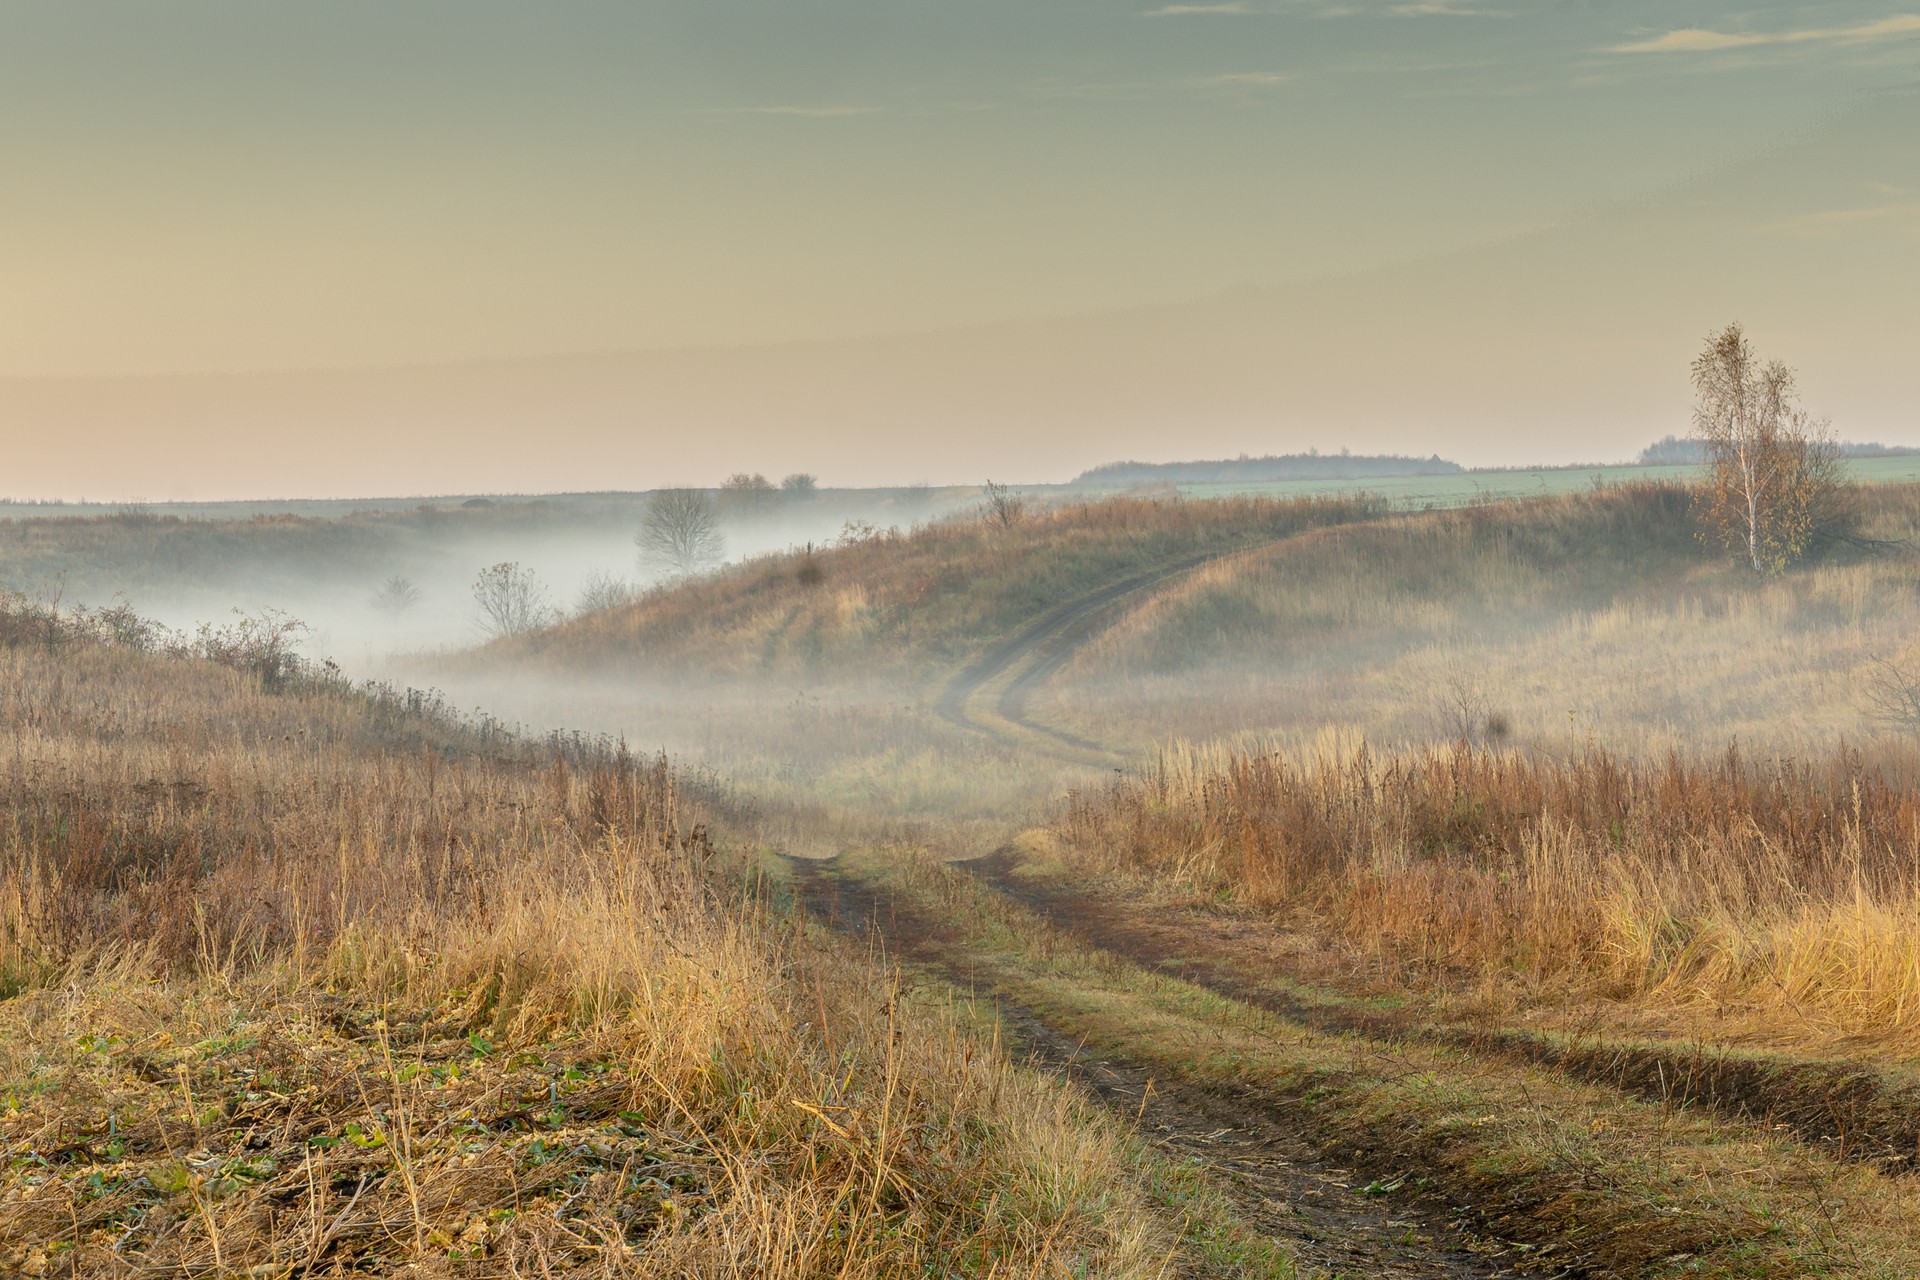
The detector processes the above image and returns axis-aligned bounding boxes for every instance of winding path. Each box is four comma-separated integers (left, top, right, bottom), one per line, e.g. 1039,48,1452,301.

932,550,1224,762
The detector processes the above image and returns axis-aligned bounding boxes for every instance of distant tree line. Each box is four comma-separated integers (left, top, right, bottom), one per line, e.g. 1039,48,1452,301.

1074,452,1461,486
1641,434,1917,465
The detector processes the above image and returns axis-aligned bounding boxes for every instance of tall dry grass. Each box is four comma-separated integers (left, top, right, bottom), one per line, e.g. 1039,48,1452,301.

1063,483,1704,679
1056,733,1920,1042
1044,482,1920,757
0,606,1180,1277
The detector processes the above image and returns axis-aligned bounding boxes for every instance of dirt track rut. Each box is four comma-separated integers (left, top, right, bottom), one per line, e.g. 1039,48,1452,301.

933,551,1224,761
967,851,1920,1176
788,857,1520,1279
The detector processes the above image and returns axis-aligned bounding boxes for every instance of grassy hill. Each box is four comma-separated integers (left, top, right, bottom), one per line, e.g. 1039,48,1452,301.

1039,482,1920,756
0,595,1273,1277
435,481,1920,835
489,492,1389,682
0,487,972,654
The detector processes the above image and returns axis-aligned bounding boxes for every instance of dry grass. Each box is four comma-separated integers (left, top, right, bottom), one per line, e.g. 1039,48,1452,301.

844,846,1920,1280
1045,483,1920,756
0,609,1191,1277
1055,733,1920,1045
487,492,1390,683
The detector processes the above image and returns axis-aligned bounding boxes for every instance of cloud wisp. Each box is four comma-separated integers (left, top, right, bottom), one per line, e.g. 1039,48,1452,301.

1198,71,1294,86
727,105,891,118
1391,2,1495,15
1614,12,1920,54
1758,200,1920,237
1143,3,1253,16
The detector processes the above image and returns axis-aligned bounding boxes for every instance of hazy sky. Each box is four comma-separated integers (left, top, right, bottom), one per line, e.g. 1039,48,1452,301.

3,2,1918,493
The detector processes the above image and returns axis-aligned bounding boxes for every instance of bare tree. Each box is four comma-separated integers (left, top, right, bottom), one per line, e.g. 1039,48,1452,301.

369,575,422,617
575,569,637,615
781,472,819,498
637,488,726,576
981,480,1025,530
1864,651,1920,737
720,472,778,517
1434,658,1511,746
1691,323,1839,573
472,562,554,638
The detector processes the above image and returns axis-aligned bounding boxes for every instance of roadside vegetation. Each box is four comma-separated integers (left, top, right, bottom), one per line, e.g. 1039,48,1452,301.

1050,735,1920,1044
0,596,1247,1278
815,848,1920,1279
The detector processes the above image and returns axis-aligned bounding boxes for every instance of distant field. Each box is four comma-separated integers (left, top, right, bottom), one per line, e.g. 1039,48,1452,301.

0,485,975,522
1071,454,1920,508
11,457,1920,522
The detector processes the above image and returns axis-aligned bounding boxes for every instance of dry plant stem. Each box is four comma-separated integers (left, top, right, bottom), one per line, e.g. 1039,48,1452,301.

0,620,1211,1278
1054,734,1920,1045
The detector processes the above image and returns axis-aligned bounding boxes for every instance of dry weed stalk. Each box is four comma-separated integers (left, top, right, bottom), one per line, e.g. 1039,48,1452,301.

1059,735,1920,1040
0,615,1177,1277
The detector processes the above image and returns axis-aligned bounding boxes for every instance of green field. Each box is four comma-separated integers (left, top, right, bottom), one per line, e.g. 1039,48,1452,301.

1072,455,1920,509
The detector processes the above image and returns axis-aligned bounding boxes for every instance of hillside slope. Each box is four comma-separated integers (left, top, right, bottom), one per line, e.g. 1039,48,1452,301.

0,597,1253,1277
1046,483,1920,754
489,492,1388,682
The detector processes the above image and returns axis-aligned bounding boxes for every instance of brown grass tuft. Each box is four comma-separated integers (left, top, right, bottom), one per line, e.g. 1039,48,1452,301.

1057,734,1920,1042
0,608,1186,1277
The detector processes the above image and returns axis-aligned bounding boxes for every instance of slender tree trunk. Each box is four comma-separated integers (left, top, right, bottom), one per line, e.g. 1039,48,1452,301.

1739,437,1761,572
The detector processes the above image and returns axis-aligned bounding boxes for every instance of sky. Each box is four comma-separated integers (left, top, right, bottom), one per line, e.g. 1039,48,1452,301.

3,2,1918,495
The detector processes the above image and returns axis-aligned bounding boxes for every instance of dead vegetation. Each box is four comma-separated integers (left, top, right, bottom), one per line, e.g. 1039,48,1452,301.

0,600,1206,1277
1054,734,1920,1044
482,492,1390,682
1042,483,1920,756
810,847,1920,1280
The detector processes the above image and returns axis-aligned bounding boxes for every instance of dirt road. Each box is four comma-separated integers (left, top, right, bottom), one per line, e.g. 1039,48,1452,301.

788,857,1521,1278
967,851,1920,1176
933,550,1224,762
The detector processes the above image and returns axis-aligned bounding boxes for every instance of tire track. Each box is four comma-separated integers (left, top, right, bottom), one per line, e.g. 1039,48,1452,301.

933,551,1224,761
787,856,1520,1279
968,850,1920,1176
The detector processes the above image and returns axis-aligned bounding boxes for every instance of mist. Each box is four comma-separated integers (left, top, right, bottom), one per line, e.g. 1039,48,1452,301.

0,485,988,682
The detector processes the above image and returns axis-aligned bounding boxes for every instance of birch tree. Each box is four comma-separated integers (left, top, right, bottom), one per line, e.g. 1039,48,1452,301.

1690,323,1837,573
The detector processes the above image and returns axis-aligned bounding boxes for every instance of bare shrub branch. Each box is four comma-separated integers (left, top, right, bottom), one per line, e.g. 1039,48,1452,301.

981,480,1025,530
637,489,726,576
471,562,554,638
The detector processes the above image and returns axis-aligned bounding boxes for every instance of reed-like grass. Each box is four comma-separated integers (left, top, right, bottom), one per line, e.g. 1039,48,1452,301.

0,608,1186,1277
1055,733,1920,1043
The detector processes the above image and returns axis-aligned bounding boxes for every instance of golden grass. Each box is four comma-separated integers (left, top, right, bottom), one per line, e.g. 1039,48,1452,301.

850,847,1920,1280
1043,483,1920,756
0,614,1195,1277
486,492,1389,682
1054,733,1920,1045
